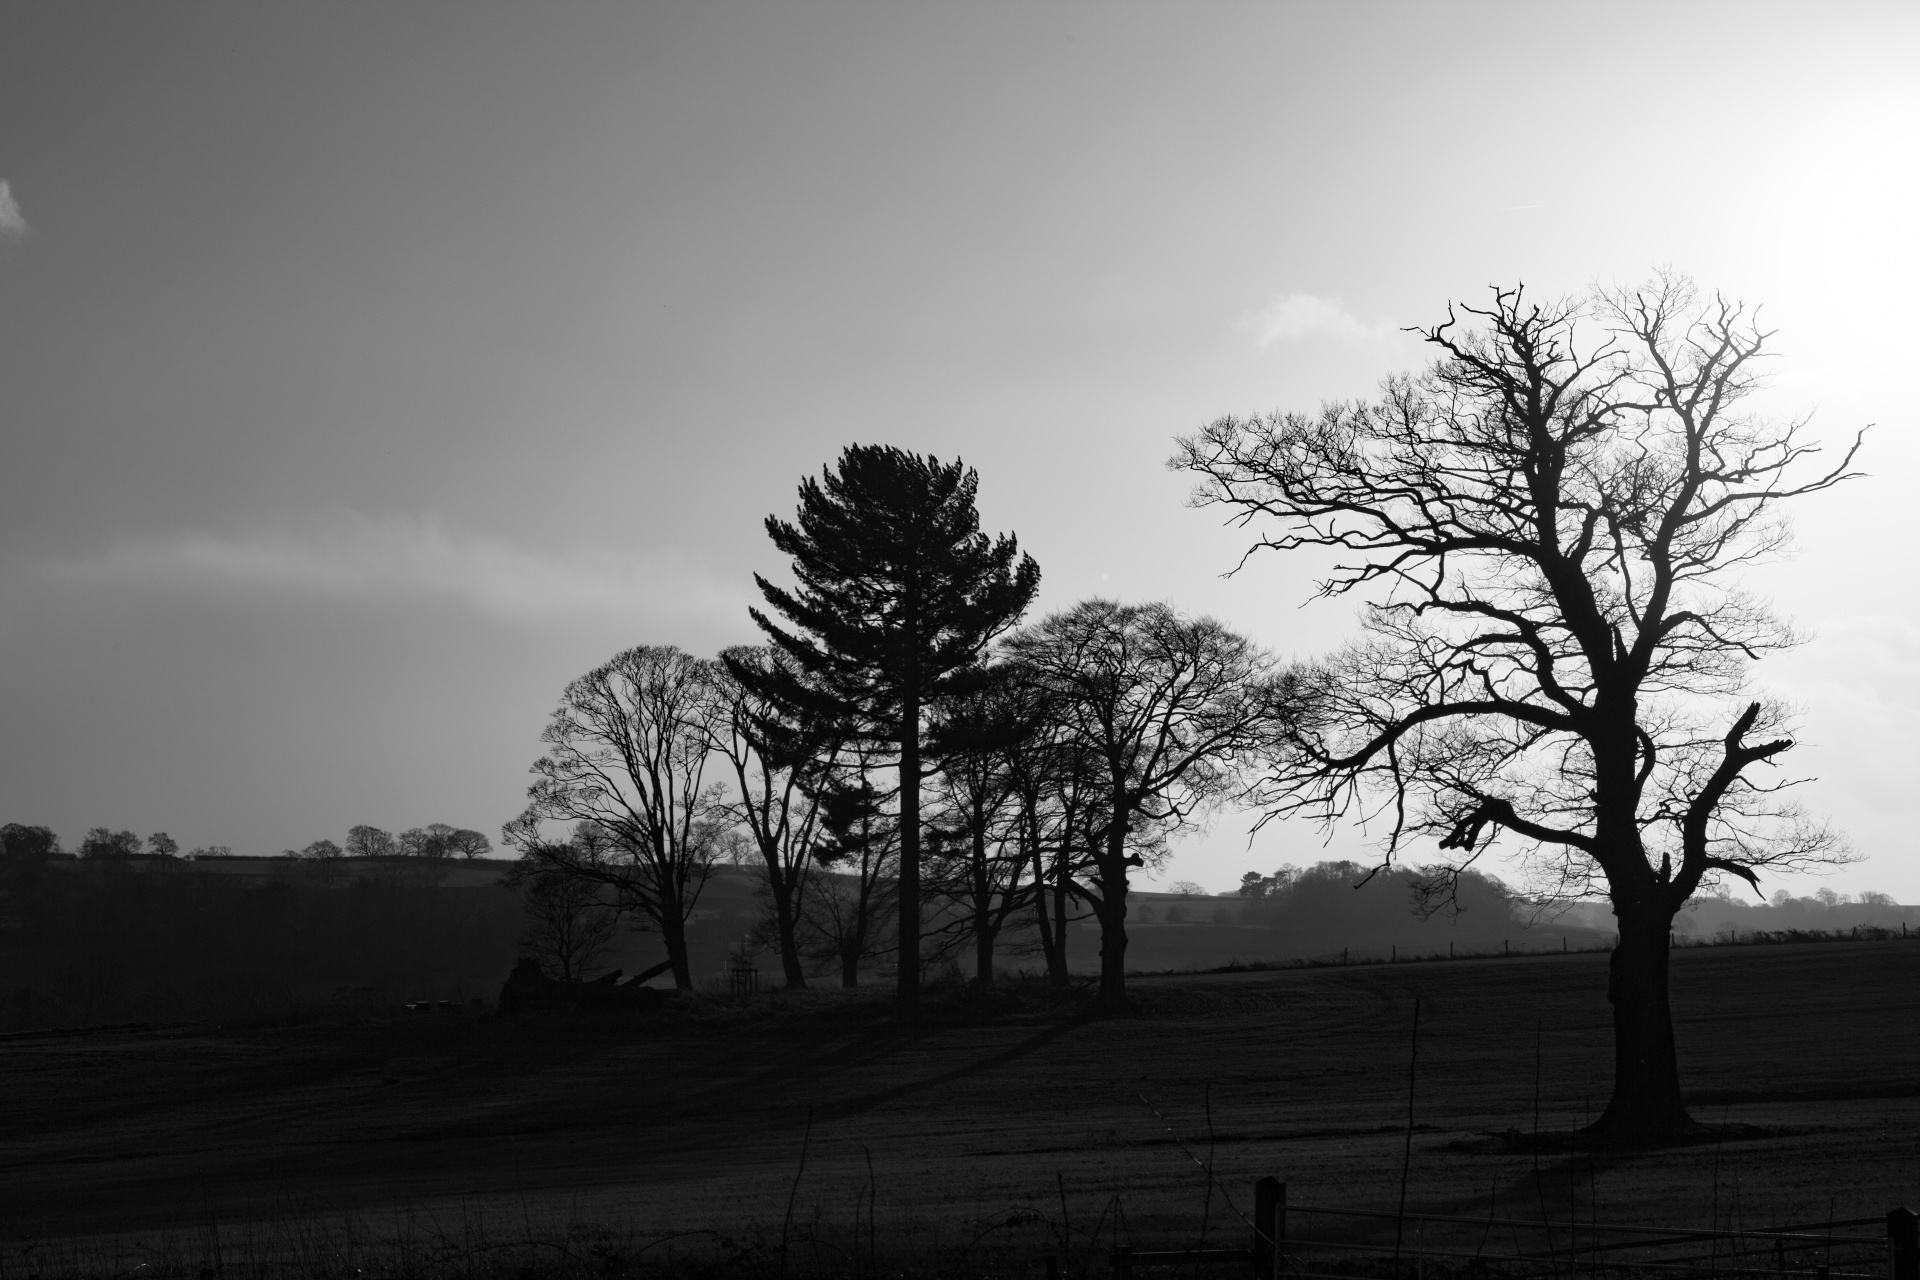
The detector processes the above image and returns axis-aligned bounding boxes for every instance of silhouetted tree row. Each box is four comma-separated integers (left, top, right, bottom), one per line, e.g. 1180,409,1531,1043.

322,823,492,862
0,825,186,861
1232,859,1531,951
506,447,1297,1015
502,276,1856,1146
0,822,491,868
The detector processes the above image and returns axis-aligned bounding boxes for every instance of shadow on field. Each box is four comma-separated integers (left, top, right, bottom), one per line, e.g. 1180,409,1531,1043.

10,940,1918,1252
1430,1119,1818,1232
813,1010,1098,1123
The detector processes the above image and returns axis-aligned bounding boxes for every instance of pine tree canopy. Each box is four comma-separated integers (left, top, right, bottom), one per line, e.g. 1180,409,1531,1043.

735,444,1040,743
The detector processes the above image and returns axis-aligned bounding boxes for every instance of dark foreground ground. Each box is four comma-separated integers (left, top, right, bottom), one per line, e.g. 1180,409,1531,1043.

4,940,1918,1274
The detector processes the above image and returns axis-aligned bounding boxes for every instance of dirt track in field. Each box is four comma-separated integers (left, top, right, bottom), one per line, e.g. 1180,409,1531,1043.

5,941,1918,1252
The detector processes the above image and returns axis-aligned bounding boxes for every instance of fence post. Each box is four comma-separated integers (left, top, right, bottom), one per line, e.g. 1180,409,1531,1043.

1253,1178,1284,1280
1889,1207,1918,1280
1111,1244,1133,1280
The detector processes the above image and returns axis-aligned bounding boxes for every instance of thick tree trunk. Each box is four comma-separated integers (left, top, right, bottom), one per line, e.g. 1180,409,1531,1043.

974,920,996,987
896,696,921,1021
840,940,861,988
1594,895,1696,1143
970,811,995,986
659,907,694,991
773,887,808,990
1049,870,1073,987
1094,876,1128,1012
757,866,808,990
1031,845,1058,971
1032,842,1071,986
1094,791,1134,1012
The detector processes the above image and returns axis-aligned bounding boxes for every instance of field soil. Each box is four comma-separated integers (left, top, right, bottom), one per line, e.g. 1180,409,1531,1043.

4,940,1918,1267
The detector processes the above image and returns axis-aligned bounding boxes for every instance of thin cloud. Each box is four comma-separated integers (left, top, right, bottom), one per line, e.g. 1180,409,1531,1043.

0,181,29,241
39,511,750,624
1244,291,1400,349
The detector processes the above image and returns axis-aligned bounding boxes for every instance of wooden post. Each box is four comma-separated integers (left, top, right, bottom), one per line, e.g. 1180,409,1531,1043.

1253,1178,1284,1280
1889,1207,1918,1280
1111,1244,1133,1280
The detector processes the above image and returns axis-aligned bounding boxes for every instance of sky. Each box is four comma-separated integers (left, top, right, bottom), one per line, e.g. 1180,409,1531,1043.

2,2,1916,898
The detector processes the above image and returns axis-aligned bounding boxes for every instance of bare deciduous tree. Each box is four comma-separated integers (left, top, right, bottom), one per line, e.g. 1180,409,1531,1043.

1173,276,1860,1143
505,832,622,982
344,824,398,860
79,828,142,859
1006,600,1288,1010
801,762,898,988
508,645,724,990
710,645,838,990
290,838,346,887
445,828,492,859
925,667,1036,987
993,682,1104,988
400,823,458,859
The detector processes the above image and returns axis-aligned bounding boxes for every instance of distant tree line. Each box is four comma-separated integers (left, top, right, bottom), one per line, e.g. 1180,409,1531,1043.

1228,860,1540,951
0,824,190,860
0,821,491,867
0,824,521,1028
289,823,492,865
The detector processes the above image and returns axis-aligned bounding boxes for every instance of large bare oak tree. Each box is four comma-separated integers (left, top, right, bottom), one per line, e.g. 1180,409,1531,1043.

1173,277,1860,1143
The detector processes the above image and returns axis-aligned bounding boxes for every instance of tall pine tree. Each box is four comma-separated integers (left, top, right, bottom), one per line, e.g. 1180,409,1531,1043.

730,446,1039,1020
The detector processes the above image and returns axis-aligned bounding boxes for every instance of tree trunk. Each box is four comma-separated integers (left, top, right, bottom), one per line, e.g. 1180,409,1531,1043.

1049,867,1073,987
1593,894,1696,1143
1032,845,1066,985
896,693,921,1020
772,881,808,990
840,940,861,988
974,920,996,987
1094,874,1128,1012
659,907,694,991
1094,789,1134,1012
970,818,995,987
